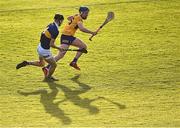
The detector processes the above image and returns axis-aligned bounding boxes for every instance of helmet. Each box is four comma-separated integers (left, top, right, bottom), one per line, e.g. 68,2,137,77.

79,6,89,13
54,14,64,21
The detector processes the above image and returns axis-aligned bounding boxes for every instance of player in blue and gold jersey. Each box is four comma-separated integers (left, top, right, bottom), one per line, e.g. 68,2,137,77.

54,6,98,70
16,14,64,81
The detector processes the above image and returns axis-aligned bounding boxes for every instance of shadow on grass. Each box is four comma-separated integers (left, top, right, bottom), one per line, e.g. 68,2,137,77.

98,96,126,109
17,74,125,125
68,75,126,110
49,74,100,115
17,83,71,125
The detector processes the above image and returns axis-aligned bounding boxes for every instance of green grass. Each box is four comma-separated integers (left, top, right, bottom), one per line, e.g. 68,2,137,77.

0,0,180,127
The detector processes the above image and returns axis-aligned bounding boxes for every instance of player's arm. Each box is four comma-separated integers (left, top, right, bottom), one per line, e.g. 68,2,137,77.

78,22,97,35
67,16,74,21
49,31,62,51
67,14,78,21
50,39,62,51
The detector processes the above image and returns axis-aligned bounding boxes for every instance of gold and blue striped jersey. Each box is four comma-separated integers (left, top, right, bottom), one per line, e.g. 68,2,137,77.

40,22,59,49
62,14,83,36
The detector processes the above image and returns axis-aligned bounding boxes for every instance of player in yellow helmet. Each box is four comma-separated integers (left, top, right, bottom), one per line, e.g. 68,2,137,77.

42,6,97,74
59,6,97,70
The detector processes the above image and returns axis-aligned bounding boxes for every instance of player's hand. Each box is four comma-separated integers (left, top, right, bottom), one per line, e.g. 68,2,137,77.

58,47,64,52
92,31,98,36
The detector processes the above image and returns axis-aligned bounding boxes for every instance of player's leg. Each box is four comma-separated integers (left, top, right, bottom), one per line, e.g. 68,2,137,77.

16,44,49,69
42,43,69,76
44,57,58,81
42,35,73,75
28,57,45,67
16,57,45,69
54,44,69,62
36,44,55,77
70,38,87,70
54,34,75,62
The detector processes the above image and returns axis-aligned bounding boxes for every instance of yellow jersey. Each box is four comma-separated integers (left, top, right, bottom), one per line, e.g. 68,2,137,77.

62,14,83,36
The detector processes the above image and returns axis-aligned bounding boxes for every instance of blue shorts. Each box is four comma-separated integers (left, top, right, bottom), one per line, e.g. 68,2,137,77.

61,34,76,45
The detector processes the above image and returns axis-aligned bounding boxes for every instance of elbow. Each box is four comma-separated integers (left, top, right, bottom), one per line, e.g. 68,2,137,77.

50,40,55,47
79,28,85,32
50,43,54,47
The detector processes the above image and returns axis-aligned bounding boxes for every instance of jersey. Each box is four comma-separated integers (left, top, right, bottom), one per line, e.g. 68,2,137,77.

40,22,59,49
62,14,83,36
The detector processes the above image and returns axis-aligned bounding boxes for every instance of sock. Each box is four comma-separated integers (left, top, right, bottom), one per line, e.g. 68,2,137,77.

72,58,78,63
27,62,31,65
46,64,51,69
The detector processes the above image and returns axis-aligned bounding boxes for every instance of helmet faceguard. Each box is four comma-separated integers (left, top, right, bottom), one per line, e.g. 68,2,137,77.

79,6,89,13
79,6,89,20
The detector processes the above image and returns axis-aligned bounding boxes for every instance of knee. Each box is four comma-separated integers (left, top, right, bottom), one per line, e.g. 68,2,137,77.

55,51,66,61
39,61,45,67
82,44,87,49
60,51,66,57
51,62,57,68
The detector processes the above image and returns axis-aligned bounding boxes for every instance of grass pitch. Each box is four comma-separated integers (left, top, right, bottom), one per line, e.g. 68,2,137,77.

0,0,180,127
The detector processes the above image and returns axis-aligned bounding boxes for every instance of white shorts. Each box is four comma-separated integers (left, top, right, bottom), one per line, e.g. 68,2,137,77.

37,44,53,59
